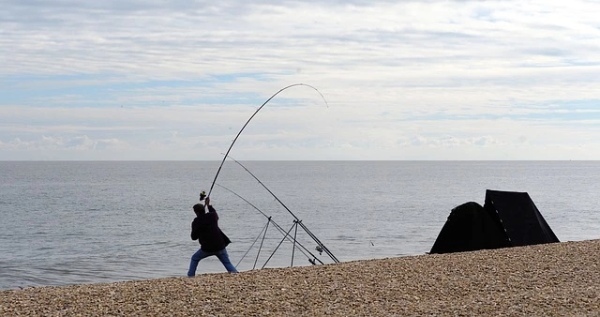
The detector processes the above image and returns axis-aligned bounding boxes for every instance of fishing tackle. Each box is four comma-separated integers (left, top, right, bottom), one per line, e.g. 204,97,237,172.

202,83,334,267
315,245,324,255
216,183,325,268
206,83,328,198
226,155,339,263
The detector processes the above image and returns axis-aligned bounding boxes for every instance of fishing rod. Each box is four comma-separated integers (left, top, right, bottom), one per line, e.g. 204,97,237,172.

216,183,325,266
226,155,340,263
206,83,328,199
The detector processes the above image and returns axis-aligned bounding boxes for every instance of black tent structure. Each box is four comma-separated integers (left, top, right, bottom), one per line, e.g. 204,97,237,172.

430,189,559,254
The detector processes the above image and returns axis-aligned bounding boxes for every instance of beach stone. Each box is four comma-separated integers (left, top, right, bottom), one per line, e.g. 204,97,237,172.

1,239,599,316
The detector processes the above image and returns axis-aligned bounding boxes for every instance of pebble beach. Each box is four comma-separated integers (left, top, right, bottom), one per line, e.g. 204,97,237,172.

1,239,599,316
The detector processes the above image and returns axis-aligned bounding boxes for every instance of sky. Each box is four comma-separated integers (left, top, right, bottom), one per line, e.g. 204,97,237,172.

1,0,599,161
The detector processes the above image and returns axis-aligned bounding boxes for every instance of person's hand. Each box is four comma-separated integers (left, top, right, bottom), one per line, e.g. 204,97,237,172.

205,197,210,206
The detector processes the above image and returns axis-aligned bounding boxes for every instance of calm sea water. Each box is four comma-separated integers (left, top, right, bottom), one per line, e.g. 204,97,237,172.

1,161,599,290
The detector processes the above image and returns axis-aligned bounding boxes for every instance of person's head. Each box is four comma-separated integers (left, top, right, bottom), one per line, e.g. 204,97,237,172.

193,203,206,216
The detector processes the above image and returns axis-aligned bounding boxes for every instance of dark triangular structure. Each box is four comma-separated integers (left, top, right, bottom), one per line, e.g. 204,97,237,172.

430,189,559,254
484,189,559,247
429,201,509,254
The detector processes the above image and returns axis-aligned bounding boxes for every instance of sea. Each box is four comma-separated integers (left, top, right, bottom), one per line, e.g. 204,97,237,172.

1,161,598,290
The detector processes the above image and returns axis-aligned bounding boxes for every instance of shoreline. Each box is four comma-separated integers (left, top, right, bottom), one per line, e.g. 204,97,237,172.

2,239,599,316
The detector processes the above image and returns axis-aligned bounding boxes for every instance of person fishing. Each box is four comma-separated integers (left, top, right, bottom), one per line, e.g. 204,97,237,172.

187,84,329,275
187,193,238,276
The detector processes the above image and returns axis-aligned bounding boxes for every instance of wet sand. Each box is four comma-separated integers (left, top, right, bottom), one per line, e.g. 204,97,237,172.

1,239,599,316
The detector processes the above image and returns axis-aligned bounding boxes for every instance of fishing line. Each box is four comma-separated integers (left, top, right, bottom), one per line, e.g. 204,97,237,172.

206,83,328,198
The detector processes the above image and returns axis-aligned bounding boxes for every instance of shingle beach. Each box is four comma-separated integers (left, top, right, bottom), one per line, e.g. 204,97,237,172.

2,239,599,316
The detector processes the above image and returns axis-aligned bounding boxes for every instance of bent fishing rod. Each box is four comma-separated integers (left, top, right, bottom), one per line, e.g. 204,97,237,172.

206,83,328,199
226,155,339,263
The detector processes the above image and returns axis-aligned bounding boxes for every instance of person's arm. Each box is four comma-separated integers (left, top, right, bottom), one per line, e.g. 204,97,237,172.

205,197,218,219
190,219,199,240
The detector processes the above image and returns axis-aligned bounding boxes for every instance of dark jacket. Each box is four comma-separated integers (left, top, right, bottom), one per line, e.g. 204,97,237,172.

191,205,231,252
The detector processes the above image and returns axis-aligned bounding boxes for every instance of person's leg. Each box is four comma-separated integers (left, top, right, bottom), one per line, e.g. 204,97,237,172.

216,248,238,273
187,249,211,277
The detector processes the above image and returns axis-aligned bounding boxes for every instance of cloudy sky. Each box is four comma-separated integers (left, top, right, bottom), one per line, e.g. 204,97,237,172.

1,0,599,160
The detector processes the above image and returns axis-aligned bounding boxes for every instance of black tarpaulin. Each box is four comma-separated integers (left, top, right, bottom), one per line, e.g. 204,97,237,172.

429,201,510,254
430,189,559,254
484,189,559,247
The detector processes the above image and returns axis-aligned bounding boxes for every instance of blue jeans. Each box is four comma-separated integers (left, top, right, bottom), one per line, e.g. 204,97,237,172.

187,248,238,276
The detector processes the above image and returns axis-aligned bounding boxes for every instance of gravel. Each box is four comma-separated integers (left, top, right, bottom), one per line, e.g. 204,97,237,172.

2,239,599,316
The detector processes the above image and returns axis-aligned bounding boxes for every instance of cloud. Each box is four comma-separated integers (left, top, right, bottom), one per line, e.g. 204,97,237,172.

1,0,599,160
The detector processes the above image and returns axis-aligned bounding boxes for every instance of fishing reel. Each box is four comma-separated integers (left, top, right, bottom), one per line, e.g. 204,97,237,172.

315,245,323,255
199,190,207,201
